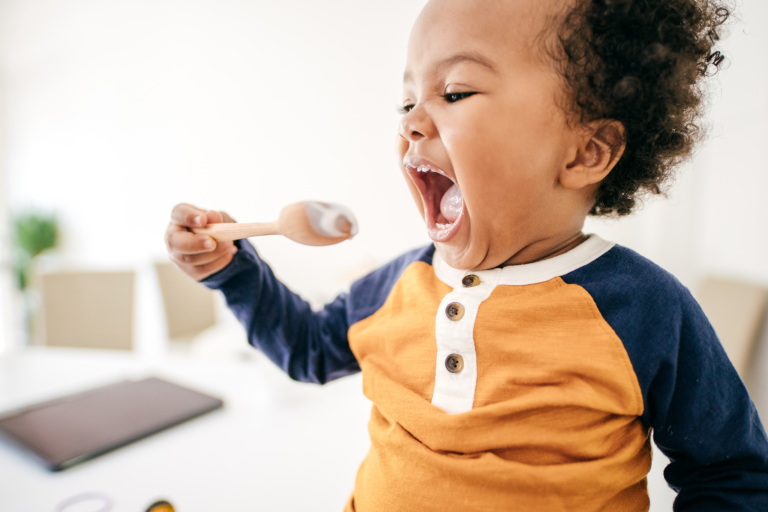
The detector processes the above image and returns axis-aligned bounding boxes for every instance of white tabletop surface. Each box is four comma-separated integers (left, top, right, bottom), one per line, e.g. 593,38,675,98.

0,346,372,512
0,345,678,512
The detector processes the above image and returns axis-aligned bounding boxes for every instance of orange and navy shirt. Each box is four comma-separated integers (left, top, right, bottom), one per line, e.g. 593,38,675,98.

204,235,768,511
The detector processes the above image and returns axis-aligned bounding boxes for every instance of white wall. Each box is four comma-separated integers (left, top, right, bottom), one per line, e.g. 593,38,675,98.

0,0,431,350
0,1,766,508
1,0,765,312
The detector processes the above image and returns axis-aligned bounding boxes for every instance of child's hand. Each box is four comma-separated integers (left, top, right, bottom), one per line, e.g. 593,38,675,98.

165,203,238,281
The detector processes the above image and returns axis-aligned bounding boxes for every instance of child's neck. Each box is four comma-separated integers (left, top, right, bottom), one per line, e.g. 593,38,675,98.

499,231,589,268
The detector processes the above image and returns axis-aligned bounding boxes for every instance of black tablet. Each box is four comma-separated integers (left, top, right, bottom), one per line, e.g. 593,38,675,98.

0,377,223,471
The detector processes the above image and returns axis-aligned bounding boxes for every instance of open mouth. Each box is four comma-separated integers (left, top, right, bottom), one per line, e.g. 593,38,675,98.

404,156,464,242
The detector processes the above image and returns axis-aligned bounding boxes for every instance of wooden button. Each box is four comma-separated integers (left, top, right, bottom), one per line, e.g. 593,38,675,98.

462,274,481,287
445,354,464,374
445,302,465,321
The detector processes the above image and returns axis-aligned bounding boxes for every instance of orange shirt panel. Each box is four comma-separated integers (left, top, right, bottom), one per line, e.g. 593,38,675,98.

347,406,650,512
349,262,451,403
347,264,651,512
473,277,643,417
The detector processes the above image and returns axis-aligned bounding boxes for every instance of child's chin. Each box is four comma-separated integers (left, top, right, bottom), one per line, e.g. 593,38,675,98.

435,238,484,271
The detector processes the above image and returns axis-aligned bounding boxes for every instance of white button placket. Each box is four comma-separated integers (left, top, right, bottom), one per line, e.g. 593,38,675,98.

429,235,617,413
431,269,500,414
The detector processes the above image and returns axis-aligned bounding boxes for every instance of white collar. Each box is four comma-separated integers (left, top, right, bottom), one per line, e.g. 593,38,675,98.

432,234,615,288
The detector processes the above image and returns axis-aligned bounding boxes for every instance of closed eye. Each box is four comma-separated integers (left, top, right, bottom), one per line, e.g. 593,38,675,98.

443,92,476,103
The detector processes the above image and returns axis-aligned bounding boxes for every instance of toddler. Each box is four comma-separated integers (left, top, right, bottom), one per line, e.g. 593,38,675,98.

165,0,768,510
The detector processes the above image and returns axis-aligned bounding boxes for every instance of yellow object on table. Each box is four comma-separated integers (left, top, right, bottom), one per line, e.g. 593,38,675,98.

146,500,175,512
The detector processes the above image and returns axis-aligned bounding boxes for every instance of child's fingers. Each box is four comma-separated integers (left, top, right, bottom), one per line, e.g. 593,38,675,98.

173,241,234,266
171,203,208,228
176,246,238,281
195,247,237,278
204,210,224,224
164,222,186,253
167,228,218,255
202,209,235,225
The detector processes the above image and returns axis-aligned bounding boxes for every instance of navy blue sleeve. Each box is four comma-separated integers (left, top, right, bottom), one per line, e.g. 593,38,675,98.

202,239,435,385
563,246,768,511
201,239,357,384
347,244,435,325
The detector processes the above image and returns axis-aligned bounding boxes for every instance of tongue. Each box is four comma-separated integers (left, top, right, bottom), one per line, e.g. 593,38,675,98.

440,184,463,224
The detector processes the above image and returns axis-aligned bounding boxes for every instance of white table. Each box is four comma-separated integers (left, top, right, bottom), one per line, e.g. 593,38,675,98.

0,347,372,512
0,346,678,512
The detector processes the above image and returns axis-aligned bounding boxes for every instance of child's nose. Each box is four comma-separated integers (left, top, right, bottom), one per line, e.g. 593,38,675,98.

398,106,434,143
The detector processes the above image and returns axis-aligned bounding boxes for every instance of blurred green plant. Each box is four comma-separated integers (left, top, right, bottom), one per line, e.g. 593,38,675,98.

12,213,59,290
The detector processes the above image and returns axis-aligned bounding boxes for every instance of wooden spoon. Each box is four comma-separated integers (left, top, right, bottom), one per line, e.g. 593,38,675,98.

191,201,358,246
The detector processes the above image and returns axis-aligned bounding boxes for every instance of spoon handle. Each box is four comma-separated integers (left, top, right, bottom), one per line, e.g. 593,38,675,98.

192,222,279,242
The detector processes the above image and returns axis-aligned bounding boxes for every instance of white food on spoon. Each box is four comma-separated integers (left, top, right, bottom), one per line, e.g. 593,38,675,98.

304,202,359,238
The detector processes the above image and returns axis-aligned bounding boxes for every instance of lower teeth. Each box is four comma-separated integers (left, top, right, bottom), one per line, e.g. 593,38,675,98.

436,223,451,229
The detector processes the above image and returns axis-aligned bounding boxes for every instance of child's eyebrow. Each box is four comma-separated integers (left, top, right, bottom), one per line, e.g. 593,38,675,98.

403,52,498,83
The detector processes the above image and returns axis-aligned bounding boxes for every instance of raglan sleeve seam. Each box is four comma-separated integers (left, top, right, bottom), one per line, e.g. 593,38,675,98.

557,277,645,417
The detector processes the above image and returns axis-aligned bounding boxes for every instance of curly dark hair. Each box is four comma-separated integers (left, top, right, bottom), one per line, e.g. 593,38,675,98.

549,0,731,216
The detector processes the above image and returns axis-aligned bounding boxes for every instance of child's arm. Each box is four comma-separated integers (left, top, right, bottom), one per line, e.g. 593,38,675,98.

200,237,359,383
642,293,768,509
166,203,359,383
565,248,768,509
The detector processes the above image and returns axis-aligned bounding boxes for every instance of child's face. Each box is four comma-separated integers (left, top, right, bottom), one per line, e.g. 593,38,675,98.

397,0,594,271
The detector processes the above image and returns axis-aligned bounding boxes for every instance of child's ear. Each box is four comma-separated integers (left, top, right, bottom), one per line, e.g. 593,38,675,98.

560,120,626,190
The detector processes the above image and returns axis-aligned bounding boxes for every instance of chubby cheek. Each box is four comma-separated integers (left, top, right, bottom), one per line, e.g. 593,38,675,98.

437,103,558,268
